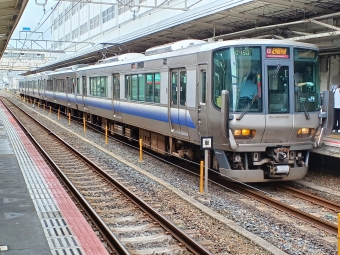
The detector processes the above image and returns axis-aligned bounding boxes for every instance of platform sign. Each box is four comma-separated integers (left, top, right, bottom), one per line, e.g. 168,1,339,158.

200,136,213,195
200,136,213,150
22,27,31,31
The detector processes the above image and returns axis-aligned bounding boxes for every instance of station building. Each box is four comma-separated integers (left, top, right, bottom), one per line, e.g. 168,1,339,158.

46,0,340,92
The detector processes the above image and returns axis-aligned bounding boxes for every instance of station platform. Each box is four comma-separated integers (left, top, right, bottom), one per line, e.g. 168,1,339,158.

0,101,109,254
312,132,340,158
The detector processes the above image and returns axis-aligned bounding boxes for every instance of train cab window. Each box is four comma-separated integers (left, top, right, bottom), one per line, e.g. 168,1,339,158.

82,76,87,95
213,46,262,112
293,48,320,112
113,74,120,99
171,71,178,105
267,65,289,113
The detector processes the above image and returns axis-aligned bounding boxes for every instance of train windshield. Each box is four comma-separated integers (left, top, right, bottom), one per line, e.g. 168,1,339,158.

213,46,262,112
293,48,320,112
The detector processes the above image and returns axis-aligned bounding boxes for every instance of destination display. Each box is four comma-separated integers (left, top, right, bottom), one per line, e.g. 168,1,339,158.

266,47,290,58
296,50,316,59
234,48,252,56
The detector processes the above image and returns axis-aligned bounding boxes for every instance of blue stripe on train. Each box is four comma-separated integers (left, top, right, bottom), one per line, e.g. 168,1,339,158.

48,95,196,129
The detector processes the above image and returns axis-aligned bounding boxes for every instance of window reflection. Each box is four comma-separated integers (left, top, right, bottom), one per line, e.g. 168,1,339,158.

293,48,320,112
213,47,262,112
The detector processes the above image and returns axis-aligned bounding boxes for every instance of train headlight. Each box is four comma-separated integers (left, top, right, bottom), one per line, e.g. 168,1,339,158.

297,128,313,138
233,129,255,139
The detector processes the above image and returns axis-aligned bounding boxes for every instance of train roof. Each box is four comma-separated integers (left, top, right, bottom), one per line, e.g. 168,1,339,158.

28,39,319,77
77,39,318,71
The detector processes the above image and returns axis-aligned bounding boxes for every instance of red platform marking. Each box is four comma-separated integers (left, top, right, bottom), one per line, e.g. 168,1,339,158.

324,139,340,145
0,102,109,255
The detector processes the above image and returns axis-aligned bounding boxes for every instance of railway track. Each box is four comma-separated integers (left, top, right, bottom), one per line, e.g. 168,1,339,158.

3,93,338,254
1,97,213,255
225,182,338,235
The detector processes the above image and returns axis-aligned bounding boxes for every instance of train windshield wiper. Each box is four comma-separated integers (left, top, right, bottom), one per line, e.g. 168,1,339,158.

236,94,259,121
300,96,310,120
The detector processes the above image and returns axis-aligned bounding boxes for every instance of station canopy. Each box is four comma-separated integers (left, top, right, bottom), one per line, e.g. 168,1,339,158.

25,0,340,74
0,0,29,59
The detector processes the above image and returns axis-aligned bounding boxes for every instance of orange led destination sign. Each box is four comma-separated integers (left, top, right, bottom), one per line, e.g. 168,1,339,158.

266,47,289,58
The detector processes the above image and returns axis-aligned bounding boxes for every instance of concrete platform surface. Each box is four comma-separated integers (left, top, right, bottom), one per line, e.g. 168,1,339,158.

0,101,109,255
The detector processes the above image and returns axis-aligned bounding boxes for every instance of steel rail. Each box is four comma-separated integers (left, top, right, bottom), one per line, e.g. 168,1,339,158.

1,97,130,255
228,183,337,235
2,97,213,255
279,185,340,212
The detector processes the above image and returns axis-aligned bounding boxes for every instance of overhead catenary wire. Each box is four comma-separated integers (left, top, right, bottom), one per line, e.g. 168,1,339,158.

10,0,85,68
9,1,61,68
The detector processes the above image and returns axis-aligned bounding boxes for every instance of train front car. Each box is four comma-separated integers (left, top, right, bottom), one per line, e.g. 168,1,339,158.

204,40,332,182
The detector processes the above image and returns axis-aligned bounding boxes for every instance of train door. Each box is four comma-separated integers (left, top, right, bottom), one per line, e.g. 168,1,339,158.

111,73,122,120
170,68,189,136
42,79,46,99
262,60,293,142
197,64,208,136
38,79,41,97
66,77,72,105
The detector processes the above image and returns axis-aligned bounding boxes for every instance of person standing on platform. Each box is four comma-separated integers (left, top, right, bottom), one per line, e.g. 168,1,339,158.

332,74,340,132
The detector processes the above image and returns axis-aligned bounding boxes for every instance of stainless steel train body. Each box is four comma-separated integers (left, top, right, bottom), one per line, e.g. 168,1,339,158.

20,39,332,182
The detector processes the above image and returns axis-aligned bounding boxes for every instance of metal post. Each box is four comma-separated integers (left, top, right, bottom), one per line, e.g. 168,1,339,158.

83,116,86,133
38,102,40,108
338,213,340,255
204,150,208,194
200,160,204,193
139,138,143,162
105,124,108,144
68,113,70,125
49,106,51,115
58,109,60,120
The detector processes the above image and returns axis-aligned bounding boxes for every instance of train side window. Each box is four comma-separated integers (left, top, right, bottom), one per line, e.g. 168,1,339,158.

180,71,186,106
76,78,80,94
171,71,178,105
82,76,87,95
154,73,160,103
67,77,74,94
113,74,120,99
125,75,131,100
138,74,145,101
131,75,138,100
146,74,154,102
90,76,108,97
200,70,207,104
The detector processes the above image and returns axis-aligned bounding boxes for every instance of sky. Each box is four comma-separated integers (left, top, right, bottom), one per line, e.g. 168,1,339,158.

10,0,56,41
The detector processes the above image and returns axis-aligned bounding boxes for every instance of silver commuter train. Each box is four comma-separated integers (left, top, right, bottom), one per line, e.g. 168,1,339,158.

19,39,333,182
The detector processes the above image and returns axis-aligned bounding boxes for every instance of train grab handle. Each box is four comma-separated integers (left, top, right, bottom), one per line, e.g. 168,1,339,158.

220,90,229,139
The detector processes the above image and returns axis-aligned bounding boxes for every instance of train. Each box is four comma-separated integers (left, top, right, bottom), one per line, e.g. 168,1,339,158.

19,39,333,182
